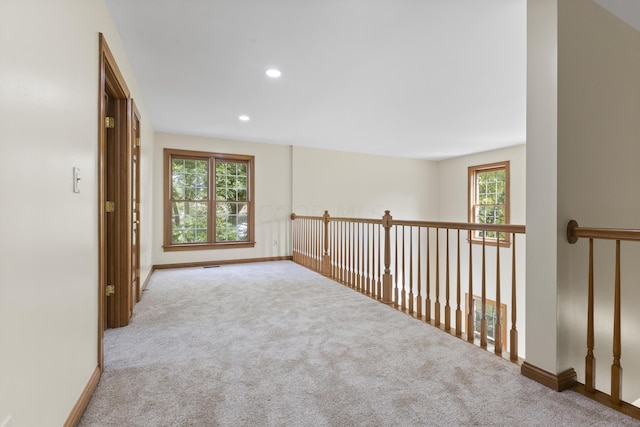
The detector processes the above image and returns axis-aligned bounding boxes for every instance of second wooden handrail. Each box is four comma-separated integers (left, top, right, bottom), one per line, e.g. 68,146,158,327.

567,219,640,242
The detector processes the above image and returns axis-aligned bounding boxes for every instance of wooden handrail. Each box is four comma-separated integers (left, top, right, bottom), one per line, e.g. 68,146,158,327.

567,219,640,243
394,220,525,234
292,213,526,233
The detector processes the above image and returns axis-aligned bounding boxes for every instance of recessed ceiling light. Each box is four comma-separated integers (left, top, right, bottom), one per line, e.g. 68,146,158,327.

238,115,250,122
265,69,282,78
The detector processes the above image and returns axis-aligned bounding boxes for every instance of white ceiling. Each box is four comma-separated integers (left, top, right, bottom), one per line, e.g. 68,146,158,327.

103,1,640,160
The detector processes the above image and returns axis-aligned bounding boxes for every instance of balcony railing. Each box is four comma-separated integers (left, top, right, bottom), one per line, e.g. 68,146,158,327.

291,210,526,362
567,220,640,417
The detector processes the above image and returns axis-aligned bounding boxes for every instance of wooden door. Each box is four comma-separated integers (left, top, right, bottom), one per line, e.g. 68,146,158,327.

100,33,132,337
104,91,119,327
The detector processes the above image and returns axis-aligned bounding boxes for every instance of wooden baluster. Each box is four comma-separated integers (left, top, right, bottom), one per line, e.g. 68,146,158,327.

371,224,376,296
611,240,622,405
304,219,309,268
360,223,366,293
401,225,407,311
435,228,441,327
323,211,330,277
345,222,350,285
377,223,382,300
510,233,518,361
467,230,474,343
409,226,414,314
353,222,358,288
586,238,595,392
382,211,393,304
308,219,311,267
352,222,357,288
362,223,367,293
481,233,487,349
307,219,312,269
332,220,337,278
495,233,502,355
298,218,301,264
313,219,318,271
371,223,376,297
334,221,338,280
351,222,355,287
306,219,309,268
318,219,322,272
367,224,372,295
336,221,344,283
342,222,347,284
456,229,462,337
416,227,422,319
426,228,431,321
307,219,315,270
445,229,451,331
356,223,361,291
337,222,342,283
302,219,306,267
347,222,351,285
394,225,399,307
291,217,296,263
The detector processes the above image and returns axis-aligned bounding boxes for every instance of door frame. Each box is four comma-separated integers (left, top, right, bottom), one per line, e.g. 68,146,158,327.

98,33,132,368
131,99,141,305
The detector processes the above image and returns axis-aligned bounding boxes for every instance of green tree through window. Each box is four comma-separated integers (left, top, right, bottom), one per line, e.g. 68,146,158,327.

164,149,255,250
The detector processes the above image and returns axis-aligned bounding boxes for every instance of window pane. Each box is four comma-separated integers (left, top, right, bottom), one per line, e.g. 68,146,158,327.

216,161,249,242
473,166,507,239
172,158,208,202
172,201,208,243
216,202,248,242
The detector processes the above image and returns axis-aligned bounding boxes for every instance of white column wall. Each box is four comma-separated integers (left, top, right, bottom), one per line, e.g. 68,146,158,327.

525,0,560,374
557,0,640,402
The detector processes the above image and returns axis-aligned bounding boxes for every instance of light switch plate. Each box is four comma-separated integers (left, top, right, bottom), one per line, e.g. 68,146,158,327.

73,167,81,193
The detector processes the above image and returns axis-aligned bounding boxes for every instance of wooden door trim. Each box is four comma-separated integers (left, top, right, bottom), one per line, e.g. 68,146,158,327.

98,33,131,368
131,99,142,303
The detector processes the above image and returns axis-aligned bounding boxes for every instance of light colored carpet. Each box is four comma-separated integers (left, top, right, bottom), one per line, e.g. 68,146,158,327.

79,261,639,426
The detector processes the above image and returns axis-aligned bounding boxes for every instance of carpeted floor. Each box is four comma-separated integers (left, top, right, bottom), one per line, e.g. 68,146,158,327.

79,261,639,426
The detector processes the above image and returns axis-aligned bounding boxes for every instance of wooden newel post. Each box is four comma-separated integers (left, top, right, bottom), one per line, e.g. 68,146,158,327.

323,210,331,277
290,213,297,263
382,210,393,305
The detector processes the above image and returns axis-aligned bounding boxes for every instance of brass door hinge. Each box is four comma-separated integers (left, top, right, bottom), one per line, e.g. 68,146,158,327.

105,117,115,129
136,137,141,147
106,201,115,213
106,285,115,297
136,268,140,277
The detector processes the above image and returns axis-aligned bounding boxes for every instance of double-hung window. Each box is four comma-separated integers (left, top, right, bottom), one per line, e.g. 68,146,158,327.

468,161,510,245
164,148,255,251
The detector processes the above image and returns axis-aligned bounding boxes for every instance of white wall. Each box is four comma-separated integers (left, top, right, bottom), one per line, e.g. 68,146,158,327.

292,146,438,221
436,145,526,224
525,0,560,375
557,0,640,402
0,0,154,425
153,133,292,265
436,145,526,357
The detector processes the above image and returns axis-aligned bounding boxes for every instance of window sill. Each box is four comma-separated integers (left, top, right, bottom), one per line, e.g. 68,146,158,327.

163,241,256,252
